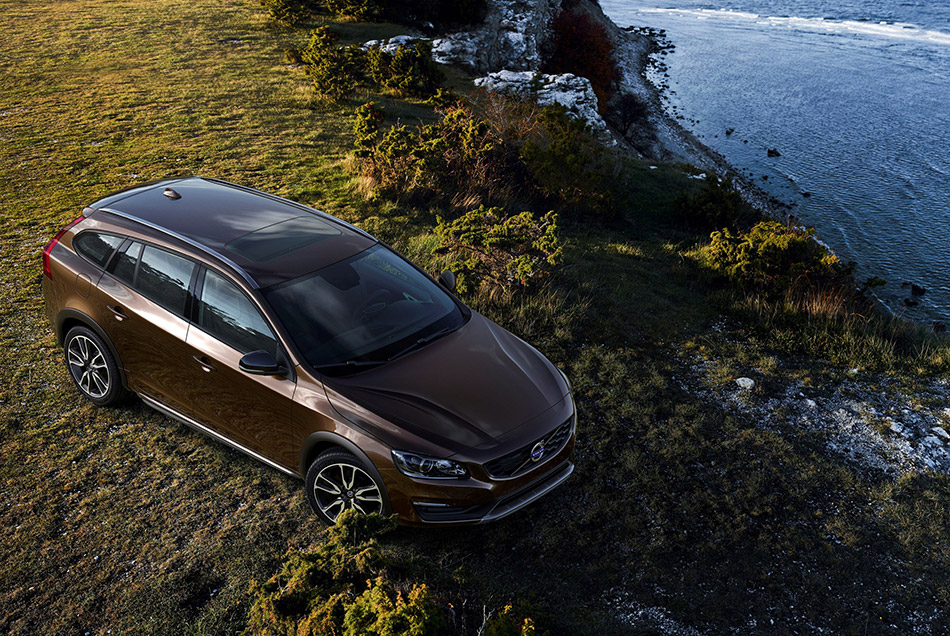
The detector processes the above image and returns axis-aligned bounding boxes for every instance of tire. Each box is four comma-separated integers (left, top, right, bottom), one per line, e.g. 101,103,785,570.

63,325,126,406
305,449,387,524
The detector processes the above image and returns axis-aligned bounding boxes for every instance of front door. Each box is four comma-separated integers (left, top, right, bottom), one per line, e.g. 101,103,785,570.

183,267,296,468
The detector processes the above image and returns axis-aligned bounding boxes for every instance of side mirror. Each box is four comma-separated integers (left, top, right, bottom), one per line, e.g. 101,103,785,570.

438,270,456,292
239,350,284,376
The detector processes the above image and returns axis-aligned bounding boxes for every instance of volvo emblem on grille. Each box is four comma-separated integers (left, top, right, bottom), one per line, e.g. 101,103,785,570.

530,441,546,462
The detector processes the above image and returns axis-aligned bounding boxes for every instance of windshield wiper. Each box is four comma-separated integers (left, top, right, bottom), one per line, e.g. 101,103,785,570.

312,325,459,372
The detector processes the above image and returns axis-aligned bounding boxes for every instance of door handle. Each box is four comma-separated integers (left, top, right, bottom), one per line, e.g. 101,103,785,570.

192,355,216,373
107,304,127,321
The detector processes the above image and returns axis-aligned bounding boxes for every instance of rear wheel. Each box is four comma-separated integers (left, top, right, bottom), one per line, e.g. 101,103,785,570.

64,325,126,406
305,450,386,524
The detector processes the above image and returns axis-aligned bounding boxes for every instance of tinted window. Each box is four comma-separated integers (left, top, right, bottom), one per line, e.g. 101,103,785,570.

110,241,141,285
137,245,195,316
263,244,464,372
74,232,123,267
198,269,278,356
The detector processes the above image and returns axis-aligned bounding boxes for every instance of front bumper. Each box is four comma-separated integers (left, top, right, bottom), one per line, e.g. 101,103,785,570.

411,460,574,523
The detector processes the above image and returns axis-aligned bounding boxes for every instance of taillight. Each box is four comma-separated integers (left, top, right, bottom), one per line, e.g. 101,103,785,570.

42,215,84,280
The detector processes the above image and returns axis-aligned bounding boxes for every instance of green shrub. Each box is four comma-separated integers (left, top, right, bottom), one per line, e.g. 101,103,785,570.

343,576,447,636
324,0,384,20
519,105,619,218
245,511,452,636
700,220,841,293
434,206,562,297
260,0,312,25
542,6,619,114
302,27,364,101
673,174,757,231
367,42,443,98
354,102,386,157
356,104,517,205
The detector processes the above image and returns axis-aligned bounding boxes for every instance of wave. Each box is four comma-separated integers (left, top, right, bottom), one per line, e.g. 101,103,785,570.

632,7,950,46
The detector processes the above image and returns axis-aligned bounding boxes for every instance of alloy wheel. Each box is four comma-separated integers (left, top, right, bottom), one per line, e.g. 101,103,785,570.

312,462,384,521
67,334,110,399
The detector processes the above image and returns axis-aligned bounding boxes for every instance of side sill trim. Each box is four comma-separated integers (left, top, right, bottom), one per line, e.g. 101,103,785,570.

139,394,296,477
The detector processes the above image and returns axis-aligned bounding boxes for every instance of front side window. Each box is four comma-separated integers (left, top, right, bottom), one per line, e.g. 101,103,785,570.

74,231,124,268
198,269,278,356
136,245,195,316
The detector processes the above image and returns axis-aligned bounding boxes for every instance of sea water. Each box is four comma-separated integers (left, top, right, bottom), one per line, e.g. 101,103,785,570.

600,0,950,323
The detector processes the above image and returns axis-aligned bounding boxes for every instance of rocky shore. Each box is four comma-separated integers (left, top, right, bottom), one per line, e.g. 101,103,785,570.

430,0,789,219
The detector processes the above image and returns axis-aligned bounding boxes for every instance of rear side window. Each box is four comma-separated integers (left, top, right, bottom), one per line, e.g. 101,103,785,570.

136,245,195,316
197,269,278,356
110,241,142,285
73,232,123,267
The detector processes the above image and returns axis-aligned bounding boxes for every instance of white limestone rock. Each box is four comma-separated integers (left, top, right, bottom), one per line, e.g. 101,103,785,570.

473,70,614,144
735,377,756,391
932,426,950,442
362,35,422,53
432,0,560,72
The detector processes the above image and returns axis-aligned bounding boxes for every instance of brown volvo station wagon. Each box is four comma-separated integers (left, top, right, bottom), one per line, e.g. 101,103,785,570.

42,177,575,525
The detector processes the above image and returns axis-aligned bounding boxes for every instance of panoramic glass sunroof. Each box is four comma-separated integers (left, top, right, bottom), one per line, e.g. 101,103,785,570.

225,215,341,262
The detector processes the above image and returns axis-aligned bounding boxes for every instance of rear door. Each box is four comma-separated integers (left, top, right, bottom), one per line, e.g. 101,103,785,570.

182,267,296,467
96,239,197,414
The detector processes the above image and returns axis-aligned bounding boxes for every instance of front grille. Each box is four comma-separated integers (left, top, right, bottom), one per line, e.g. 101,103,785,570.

485,416,574,479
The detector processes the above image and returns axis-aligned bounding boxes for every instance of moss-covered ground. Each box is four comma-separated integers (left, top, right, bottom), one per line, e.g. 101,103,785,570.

2,1,949,634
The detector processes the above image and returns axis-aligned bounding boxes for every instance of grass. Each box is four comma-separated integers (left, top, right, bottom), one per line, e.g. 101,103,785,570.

2,1,950,634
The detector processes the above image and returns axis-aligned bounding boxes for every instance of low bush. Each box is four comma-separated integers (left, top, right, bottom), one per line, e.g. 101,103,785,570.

260,0,312,25
245,511,447,635
355,103,519,206
542,5,619,114
354,102,386,156
673,174,758,231
434,206,562,297
519,105,620,218
302,27,364,101
609,92,650,137
700,220,841,293
367,42,443,97
324,0,384,20
246,511,547,635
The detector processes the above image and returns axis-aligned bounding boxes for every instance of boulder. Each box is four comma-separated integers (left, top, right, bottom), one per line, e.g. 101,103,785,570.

767,148,781,157
432,0,560,73
735,377,755,390
933,427,950,442
473,71,615,144
362,35,421,53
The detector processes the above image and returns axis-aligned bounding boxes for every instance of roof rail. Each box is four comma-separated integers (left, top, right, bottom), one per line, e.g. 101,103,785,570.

97,206,260,289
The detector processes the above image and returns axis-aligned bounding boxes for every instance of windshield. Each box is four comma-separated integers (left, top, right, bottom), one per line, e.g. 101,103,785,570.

263,244,465,374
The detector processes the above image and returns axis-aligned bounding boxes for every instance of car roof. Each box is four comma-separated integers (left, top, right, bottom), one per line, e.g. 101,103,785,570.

87,177,376,288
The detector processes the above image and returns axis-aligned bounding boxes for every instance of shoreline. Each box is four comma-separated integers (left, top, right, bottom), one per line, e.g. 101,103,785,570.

607,18,794,221
603,9,944,329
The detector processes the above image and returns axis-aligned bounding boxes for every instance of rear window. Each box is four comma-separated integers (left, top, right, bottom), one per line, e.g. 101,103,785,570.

137,245,195,316
110,241,141,286
73,232,123,267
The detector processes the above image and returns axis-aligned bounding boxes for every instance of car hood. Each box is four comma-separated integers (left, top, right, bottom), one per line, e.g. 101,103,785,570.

324,312,569,455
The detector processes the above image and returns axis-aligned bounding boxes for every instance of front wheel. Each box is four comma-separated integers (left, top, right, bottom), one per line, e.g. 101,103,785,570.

64,325,126,406
305,450,387,524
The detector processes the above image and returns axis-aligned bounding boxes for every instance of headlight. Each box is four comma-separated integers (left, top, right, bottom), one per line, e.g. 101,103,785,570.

391,450,469,479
